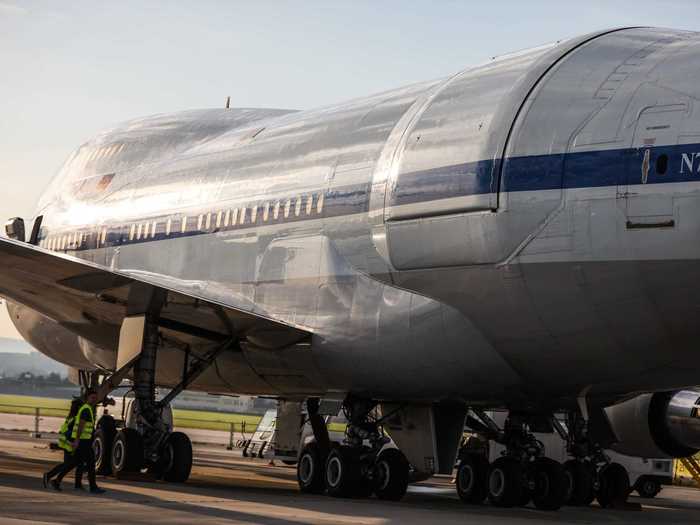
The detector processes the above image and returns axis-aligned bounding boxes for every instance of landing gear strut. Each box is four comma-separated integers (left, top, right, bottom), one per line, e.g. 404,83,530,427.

297,396,410,500
91,296,235,484
459,410,567,511
561,408,630,508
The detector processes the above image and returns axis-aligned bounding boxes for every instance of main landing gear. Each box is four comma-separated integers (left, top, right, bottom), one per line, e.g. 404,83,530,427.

90,315,194,482
458,411,567,510
91,303,234,484
561,410,630,508
297,396,410,500
457,407,631,511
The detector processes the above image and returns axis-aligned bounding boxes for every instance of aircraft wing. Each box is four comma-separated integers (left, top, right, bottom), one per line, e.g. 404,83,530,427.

0,236,311,356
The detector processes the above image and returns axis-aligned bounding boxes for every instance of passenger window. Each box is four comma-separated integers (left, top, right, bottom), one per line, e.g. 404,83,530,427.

263,202,269,221
166,219,172,236
284,199,291,218
656,154,668,175
251,205,258,223
295,198,301,217
151,222,157,238
273,201,280,220
102,228,107,245
181,216,188,234
216,211,222,228
130,225,135,240
224,209,230,227
136,224,142,240
197,215,204,231
205,213,212,230
317,193,325,214
306,195,313,215
232,208,239,225
239,207,246,225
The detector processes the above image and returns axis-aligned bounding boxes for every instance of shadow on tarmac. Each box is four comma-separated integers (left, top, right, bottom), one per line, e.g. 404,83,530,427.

1,446,699,525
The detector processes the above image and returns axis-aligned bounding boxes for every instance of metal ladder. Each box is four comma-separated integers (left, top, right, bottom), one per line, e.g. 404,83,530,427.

679,456,700,485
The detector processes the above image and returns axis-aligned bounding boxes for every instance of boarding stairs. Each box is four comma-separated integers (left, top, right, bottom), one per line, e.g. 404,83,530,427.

679,456,700,485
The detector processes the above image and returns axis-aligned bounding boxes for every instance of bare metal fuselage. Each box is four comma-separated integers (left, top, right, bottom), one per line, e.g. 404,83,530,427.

13,27,700,409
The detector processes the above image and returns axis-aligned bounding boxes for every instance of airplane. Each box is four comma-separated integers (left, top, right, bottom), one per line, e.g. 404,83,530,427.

3,25,700,511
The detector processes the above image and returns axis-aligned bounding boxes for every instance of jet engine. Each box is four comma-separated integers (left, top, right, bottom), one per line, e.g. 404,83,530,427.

605,390,700,458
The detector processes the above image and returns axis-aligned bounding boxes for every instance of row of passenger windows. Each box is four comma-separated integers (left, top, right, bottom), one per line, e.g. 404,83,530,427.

39,192,326,252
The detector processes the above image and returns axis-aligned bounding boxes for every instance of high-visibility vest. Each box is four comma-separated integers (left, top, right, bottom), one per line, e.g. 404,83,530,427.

57,416,75,452
71,403,95,441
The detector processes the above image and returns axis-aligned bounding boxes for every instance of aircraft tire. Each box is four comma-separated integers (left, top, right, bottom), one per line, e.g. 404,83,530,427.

532,457,566,511
93,428,114,475
456,454,488,504
373,448,409,501
297,442,326,494
564,459,595,506
487,457,523,507
111,428,143,474
162,432,193,483
596,462,630,508
325,446,362,498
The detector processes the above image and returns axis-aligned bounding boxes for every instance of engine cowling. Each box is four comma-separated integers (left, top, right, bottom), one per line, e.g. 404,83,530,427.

605,390,700,458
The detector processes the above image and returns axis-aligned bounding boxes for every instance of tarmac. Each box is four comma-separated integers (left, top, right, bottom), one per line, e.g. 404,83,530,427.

1,429,700,525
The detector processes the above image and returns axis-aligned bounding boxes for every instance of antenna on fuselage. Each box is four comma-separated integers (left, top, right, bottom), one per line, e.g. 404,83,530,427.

225,96,230,109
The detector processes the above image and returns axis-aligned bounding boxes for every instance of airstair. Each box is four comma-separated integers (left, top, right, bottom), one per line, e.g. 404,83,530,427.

679,456,700,485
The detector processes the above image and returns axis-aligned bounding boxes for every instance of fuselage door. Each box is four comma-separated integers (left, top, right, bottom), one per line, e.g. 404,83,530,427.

622,104,686,227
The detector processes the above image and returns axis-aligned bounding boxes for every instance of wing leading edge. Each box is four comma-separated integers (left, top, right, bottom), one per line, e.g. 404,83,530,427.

0,236,311,367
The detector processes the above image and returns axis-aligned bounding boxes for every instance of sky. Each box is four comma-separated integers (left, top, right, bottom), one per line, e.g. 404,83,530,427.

1,0,699,344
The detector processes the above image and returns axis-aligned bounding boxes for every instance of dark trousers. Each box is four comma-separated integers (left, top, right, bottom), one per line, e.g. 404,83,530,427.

74,440,97,490
46,442,94,489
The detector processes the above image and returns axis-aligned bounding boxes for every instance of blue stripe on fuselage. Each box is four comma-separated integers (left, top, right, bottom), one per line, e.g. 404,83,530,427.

40,143,700,252
391,143,699,206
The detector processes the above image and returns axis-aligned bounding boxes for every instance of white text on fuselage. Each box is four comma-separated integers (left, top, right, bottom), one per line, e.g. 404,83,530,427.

680,153,700,173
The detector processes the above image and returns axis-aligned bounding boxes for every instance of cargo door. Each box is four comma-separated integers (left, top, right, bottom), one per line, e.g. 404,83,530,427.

622,104,686,228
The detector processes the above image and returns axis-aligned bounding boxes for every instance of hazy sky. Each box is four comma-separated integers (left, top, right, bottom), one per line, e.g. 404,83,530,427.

1,0,699,342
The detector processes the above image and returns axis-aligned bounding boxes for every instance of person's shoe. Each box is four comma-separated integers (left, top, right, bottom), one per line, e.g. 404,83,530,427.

90,487,106,494
42,473,49,488
74,485,85,491
50,479,62,491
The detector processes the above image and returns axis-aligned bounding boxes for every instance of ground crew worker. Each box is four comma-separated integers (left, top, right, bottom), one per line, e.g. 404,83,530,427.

43,397,84,489
45,389,105,494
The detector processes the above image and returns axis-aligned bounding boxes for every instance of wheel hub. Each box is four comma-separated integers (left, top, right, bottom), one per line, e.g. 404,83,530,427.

93,437,103,464
459,464,475,493
489,468,505,497
327,457,343,488
299,454,315,484
113,440,125,470
376,460,391,491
